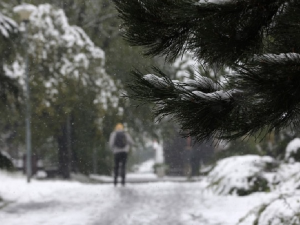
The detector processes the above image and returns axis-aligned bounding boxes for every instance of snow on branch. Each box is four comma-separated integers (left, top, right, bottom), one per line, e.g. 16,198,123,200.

143,74,168,88
191,89,240,101
0,13,18,38
13,4,37,15
254,53,300,63
197,0,232,5
142,73,237,102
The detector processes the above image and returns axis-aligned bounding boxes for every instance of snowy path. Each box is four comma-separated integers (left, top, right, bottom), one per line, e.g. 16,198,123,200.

0,173,274,225
95,184,199,225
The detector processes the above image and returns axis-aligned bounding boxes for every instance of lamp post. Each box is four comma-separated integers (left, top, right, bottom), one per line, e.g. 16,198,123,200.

14,4,36,183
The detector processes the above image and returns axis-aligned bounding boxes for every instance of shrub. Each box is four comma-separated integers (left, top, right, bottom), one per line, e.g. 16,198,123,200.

207,155,276,196
0,152,13,170
285,138,300,162
241,195,300,225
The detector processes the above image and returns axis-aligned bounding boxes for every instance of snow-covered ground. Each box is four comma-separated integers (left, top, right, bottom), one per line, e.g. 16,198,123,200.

0,170,276,225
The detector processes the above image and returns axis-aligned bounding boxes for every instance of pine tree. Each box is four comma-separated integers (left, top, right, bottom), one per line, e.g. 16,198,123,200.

113,0,300,142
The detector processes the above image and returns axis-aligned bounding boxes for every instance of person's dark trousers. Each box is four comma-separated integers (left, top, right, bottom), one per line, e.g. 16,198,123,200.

114,152,128,186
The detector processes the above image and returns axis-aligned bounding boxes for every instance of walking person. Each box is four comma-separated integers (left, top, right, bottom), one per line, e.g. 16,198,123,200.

109,123,134,186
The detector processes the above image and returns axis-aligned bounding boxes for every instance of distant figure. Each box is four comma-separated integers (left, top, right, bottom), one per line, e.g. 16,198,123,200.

153,139,165,177
109,123,134,186
153,140,164,164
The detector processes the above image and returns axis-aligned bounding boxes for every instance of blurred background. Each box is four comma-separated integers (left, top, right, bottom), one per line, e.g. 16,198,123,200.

0,0,299,182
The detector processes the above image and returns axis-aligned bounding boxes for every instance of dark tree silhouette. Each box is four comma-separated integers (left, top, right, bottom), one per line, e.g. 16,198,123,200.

113,0,300,142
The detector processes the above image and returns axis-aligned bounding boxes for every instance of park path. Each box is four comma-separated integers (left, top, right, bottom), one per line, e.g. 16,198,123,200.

91,183,213,225
0,178,270,225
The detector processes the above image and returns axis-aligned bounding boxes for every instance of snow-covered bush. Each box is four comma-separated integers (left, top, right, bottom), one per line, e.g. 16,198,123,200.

207,155,277,196
285,138,300,163
238,162,300,224
248,194,300,225
272,163,300,192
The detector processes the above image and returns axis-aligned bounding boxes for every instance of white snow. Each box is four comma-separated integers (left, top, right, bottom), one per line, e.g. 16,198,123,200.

285,138,300,161
13,4,37,15
0,13,18,38
173,52,198,79
3,153,300,225
0,170,273,225
183,76,220,91
143,74,168,88
143,71,239,102
256,193,300,225
255,53,300,62
197,0,232,4
207,155,274,195
135,159,155,173
273,162,300,193
192,89,233,101
0,150,12,160
6,4,119,111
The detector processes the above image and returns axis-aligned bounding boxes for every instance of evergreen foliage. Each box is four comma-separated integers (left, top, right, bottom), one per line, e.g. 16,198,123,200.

114,0,300,142
207,155,274,196
3,3,119,176
32,0,166,150
0,12,19,106
0,151,13,170
0,0,163,175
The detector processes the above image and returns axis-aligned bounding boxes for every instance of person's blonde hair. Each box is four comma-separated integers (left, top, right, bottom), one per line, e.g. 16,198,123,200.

115,123,124,131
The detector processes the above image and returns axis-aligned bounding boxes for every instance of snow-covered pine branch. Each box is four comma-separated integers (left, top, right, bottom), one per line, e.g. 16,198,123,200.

115,0,300,141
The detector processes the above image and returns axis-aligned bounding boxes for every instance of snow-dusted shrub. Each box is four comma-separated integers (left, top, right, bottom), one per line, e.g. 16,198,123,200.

238,194,300,225
6,4,118,110
285,138,300,163
253,194,300,225
238,163,300,224
272,163,300,192
207,155,276,196
199,164,214,176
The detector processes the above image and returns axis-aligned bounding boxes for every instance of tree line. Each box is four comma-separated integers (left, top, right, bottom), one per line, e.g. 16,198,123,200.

0,0,164,178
